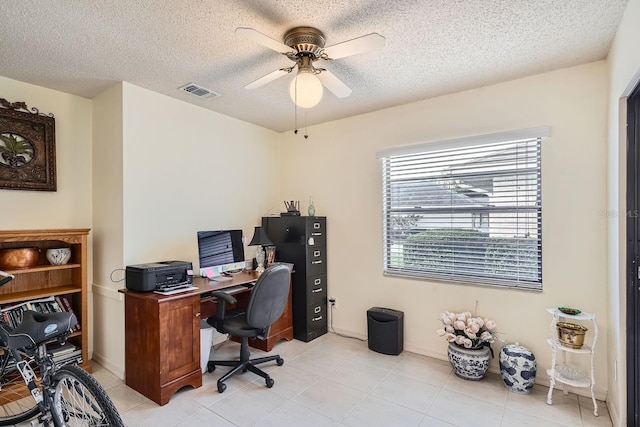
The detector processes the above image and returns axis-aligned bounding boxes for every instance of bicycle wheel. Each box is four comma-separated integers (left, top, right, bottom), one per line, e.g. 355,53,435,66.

0,350,40,426
51,365,123,427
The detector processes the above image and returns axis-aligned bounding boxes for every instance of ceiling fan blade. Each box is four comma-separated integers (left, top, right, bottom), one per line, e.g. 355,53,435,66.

323,33,386,60
317,70,352,98
235,27,292,54
244,68,290,89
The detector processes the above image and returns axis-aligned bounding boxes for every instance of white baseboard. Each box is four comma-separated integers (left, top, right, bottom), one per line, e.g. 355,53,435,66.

608,400,621,427
91,352,125,380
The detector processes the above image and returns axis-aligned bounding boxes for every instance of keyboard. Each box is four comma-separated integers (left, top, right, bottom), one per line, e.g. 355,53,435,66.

222,285,249,294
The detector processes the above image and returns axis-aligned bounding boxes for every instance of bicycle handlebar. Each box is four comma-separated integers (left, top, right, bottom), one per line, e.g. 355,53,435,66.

0,270,14,288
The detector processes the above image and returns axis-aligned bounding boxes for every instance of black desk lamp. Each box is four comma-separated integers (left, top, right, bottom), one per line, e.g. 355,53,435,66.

249,226,274,274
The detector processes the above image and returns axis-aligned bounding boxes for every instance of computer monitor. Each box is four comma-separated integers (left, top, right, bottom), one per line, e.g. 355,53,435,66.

197,230,246,278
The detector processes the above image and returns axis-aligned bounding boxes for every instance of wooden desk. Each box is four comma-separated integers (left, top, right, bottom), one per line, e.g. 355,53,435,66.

119,271,292,405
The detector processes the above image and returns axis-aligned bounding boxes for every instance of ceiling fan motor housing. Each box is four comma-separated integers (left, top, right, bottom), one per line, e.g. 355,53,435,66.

284,27,325,57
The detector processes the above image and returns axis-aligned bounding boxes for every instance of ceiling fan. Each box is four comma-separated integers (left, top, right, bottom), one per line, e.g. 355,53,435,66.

236,26,386,108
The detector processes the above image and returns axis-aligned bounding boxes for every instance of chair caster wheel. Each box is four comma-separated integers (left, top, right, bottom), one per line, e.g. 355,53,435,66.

266,378,274,388
217,382,227,393
207,362,216,373
276,358,284,366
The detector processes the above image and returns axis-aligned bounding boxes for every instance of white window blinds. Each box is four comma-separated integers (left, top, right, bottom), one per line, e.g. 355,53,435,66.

380,129,546,290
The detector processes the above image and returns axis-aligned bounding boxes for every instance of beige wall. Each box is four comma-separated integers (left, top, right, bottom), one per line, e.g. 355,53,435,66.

0,75,95,356
90,83,282,375
0,76,92,229
120,83,282,266
91,83,125,375
281,61,610,398
606,0,640,424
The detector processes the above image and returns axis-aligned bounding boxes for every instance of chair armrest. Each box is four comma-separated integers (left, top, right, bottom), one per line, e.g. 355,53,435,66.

211,291,237,320
211,291,237,305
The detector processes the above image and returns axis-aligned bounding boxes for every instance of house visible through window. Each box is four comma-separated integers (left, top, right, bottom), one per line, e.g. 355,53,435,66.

378,128,547,290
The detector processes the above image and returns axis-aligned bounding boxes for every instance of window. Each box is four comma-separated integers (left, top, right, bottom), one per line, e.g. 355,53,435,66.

378,128,547,290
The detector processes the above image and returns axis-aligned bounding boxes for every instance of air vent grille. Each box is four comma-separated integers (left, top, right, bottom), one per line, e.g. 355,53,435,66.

179,83,221,100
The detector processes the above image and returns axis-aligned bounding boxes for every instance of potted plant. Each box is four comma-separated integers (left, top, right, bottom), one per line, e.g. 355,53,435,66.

436,310,497,380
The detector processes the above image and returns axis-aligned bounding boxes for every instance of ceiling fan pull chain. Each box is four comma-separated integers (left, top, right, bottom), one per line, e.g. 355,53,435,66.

304,111,309,139
293,82,299,134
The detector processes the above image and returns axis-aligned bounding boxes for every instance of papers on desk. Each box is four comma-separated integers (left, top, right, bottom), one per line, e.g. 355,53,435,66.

154,286,198,295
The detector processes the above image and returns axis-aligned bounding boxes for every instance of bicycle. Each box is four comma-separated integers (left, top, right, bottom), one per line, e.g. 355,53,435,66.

0,270,123,426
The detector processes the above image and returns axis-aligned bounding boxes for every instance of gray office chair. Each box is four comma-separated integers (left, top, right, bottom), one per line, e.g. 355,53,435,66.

206,264,290,393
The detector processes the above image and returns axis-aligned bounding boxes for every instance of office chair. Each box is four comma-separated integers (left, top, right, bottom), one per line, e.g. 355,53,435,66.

206,264,290,393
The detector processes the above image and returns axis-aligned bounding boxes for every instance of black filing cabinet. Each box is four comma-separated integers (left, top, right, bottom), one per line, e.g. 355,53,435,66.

262,216,327,342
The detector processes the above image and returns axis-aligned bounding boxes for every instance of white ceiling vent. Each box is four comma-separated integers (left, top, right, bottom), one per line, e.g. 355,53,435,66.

179,83,221,100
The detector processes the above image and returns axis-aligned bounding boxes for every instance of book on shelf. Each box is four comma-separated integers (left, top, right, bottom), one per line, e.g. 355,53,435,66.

1,295,57,313
56,295,80,331
1,304,27,329
1,295,79,331
48,343,82,365
47,342,78,357
52,349,82,363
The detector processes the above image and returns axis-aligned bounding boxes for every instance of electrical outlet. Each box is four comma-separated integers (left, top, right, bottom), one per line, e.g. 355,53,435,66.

329,297,336,309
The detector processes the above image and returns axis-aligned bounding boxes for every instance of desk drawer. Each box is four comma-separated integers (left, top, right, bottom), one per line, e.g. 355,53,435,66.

200,298,216,319
199,293,246,320
306,274,327,305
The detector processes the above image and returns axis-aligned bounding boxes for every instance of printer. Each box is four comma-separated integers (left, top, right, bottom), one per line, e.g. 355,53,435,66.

125,260,193,292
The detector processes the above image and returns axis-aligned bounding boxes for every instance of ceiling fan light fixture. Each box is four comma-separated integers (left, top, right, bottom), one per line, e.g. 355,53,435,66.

289,71,323,109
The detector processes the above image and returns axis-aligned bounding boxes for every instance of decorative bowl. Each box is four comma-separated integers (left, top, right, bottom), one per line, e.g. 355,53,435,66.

0,247,41,269
558,307,581,315
45,247,72,266
556,322,588,349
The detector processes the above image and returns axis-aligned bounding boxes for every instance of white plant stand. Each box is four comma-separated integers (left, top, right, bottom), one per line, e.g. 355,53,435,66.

545,308,598,416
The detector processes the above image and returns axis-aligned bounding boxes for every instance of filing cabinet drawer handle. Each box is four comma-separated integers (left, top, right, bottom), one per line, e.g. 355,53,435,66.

314,306,321,313
312,315,323,322
311,260,323,265
314,223,321,229
312,288,323,293
314,278,322,285
313,250,321,257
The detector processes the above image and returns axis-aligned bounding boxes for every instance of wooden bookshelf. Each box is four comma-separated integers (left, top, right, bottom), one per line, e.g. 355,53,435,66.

0,229,90,372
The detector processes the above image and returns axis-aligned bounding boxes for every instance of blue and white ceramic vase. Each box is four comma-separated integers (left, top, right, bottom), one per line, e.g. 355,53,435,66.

499,343,536,393
447,343,491,381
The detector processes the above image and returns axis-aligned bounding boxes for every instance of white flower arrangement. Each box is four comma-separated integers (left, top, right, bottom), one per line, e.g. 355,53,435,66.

436,310,497,350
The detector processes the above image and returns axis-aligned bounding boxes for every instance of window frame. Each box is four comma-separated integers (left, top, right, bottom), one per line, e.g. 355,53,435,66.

378,128,549,291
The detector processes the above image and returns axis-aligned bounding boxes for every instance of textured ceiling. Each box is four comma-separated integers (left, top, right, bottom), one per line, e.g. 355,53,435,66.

0,0,629,133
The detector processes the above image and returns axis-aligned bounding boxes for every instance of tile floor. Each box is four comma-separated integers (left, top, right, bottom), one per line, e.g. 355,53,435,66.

90,333,612,426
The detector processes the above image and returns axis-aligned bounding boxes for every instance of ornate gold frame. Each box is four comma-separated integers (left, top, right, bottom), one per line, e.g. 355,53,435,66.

0,98,56,191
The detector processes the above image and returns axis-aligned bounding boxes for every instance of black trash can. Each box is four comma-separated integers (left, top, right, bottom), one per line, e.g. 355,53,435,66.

367,307,404,355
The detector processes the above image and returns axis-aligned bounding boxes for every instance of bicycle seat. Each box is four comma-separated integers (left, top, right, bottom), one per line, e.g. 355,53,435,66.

2,310,77,349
